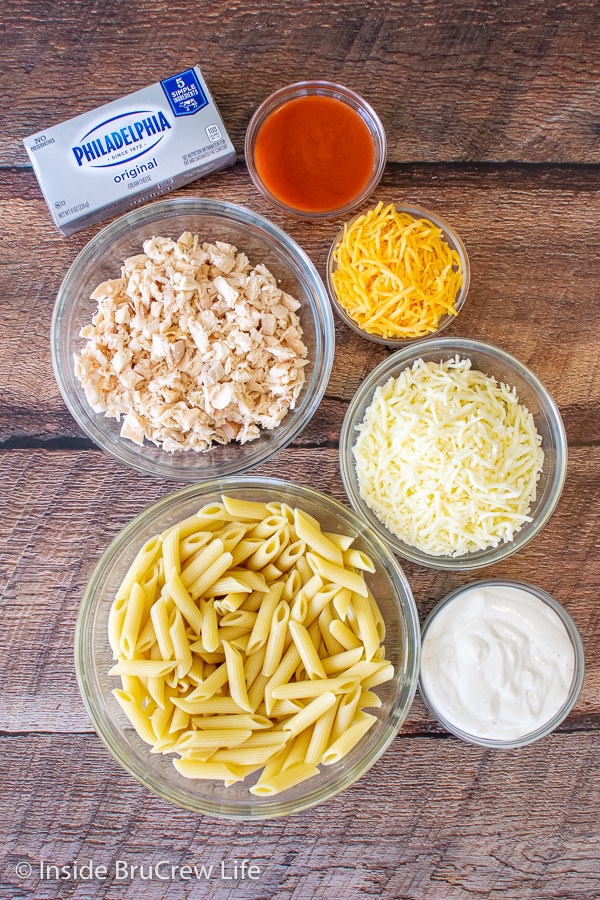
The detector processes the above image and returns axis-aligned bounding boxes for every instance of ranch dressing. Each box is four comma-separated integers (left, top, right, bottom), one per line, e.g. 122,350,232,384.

420,583,575,741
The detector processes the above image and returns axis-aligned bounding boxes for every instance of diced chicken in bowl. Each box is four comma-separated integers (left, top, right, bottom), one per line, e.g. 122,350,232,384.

74,232,309,453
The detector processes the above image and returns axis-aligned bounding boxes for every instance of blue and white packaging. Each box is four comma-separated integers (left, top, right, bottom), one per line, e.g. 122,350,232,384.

23,66,236,235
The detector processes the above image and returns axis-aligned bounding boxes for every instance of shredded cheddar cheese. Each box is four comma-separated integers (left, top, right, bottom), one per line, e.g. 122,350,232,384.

332,203,464,340
353,358,544,557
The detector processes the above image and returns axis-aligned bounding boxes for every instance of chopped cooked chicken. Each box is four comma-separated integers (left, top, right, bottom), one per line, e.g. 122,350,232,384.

74,233,309,452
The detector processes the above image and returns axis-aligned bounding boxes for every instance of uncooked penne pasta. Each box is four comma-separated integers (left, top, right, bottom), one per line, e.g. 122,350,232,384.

294,508,344,565
116,535,162,602
321,711,377,765
262,601,290,678
107,496,394,795
250,763,319,796
222,496,270,521
306,552,368,598
288,620,326,681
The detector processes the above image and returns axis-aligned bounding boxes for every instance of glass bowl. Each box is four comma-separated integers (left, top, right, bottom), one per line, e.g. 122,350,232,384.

245,81,386,220
75,476,421,819
419,579,585,748
340,337,567,570
51,198,335,481
326,203,470,346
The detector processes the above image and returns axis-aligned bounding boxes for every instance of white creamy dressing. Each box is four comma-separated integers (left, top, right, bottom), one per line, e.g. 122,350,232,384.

421,584,575,741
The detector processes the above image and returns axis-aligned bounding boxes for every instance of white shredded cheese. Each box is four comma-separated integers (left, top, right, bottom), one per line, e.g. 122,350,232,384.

353,357,545,557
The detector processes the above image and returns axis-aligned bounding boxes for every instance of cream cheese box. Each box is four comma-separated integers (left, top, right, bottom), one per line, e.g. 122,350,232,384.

23,66,236,235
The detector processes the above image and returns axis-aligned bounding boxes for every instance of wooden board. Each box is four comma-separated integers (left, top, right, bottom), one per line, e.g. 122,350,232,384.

1,732,599,900
3,0,600,165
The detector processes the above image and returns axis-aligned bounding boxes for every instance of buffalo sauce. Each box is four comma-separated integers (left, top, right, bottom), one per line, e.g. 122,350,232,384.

253,95,376,213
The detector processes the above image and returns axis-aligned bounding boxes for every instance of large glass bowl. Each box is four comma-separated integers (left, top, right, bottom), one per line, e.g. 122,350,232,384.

75,477,421,819
340,337,567,570
51,198,335,480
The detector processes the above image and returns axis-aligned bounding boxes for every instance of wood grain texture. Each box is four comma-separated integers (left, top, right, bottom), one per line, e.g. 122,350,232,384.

2,165,600,447
3,0,600,166
1,732,599,899
1,447,598,734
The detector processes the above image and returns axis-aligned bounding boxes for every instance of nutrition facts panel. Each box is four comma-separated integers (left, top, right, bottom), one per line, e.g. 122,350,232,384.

1,1,599,899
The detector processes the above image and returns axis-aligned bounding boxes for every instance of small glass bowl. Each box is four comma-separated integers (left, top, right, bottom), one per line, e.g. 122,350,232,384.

418,579,585,748
51,198,335,481
75,476,421,819
339,337,567,570
245,81,387,220
326,204,470,346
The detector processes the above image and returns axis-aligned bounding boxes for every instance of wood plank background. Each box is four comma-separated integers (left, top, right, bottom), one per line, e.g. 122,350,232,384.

1,0,599,898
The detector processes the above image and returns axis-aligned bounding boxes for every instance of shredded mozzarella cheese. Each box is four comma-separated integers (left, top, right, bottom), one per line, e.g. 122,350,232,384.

353,357,544,557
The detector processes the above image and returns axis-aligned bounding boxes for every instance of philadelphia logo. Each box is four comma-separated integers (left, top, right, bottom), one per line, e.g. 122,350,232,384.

72,110,172,168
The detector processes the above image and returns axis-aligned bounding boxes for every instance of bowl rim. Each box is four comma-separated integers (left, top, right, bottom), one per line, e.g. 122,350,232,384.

418,578,585,748
326,202,471,346
75,475,422,819
51,197,335,481
339,336,568,570
244,80,387,220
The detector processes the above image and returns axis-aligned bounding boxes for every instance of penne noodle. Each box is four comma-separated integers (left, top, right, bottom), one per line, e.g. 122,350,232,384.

176,697,246,715
321,711,377,766
116,535,163,602
306,552,368,597
271,676,359,700
186,661,229,702
206,576,251,596
342,549,376,572
247,515,287,541
112,689,156,745
318,607,345,657
170,609,193,679
294,556,313,585
174,729,253,751
281,728,313,771
246,581,284,655
329,619,362,651
186,551,234,601
305,585,341,627
331,683,362,743
108,596,128,659
351,592,381,662
169,705,190,734
173,760,244,781
166,571,203,635
275,539,307,573
230,539,264,568
322,531,355,551
305,697,339,766
294,508,344,565
217,523,247,554
109,660,176,678
178,531,213,562
288,620,326,680
199,598,219,654
281,691,337,738
180,539,224,592
250,763,319,796
191,714,271,730
263,645,301,716
162,526,181,581
358,689,382,709
262,601,290,678
223,640,252,712
321,647,364,675
246,529,286,572
221,495,270,521
333,587,352,621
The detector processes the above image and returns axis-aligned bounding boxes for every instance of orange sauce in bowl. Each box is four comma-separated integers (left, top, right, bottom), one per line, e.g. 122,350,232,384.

252,95,376,214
